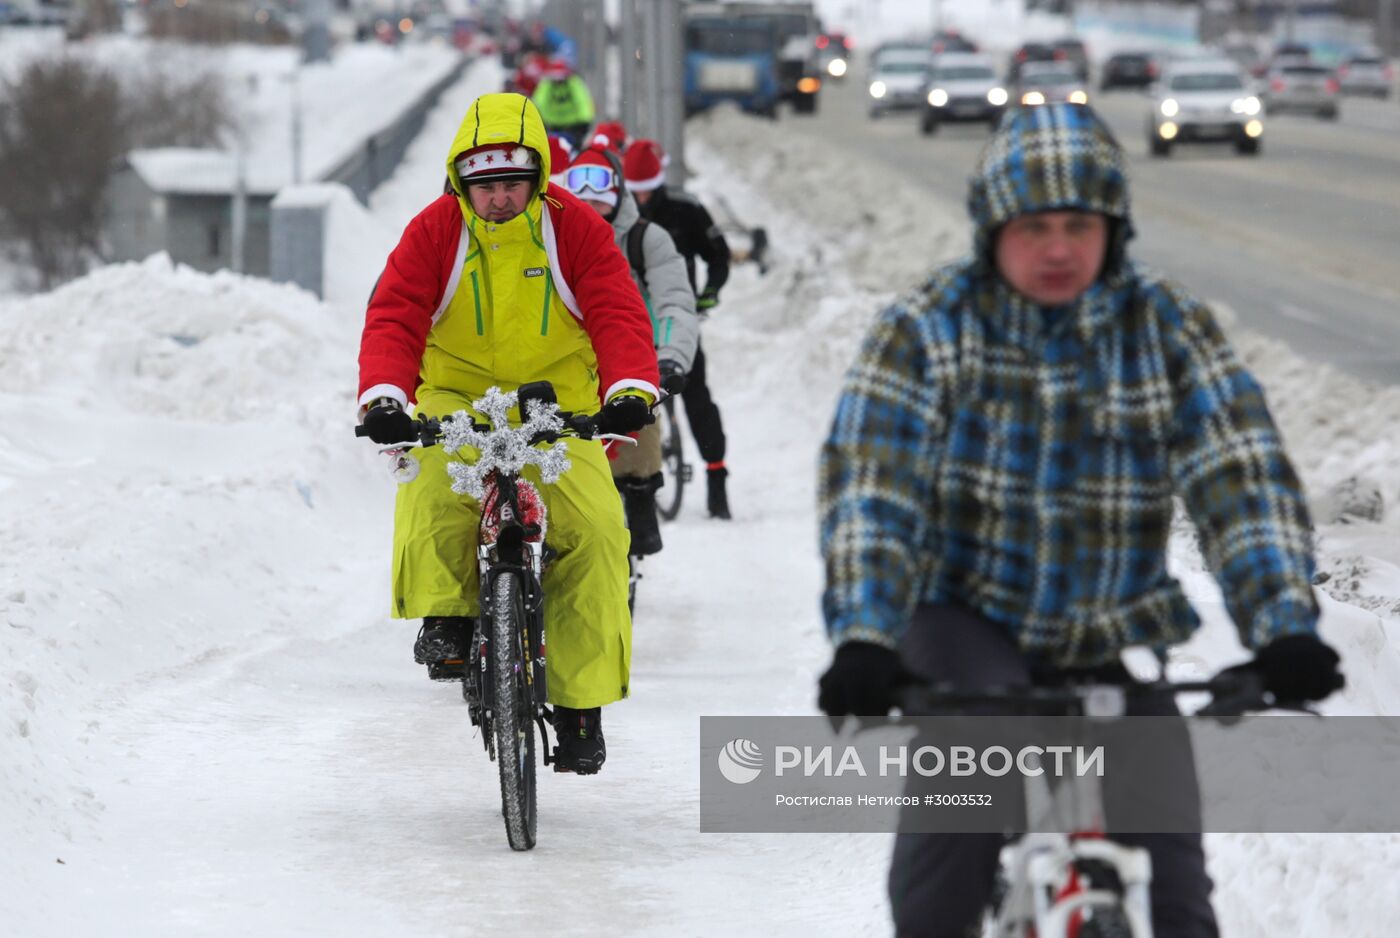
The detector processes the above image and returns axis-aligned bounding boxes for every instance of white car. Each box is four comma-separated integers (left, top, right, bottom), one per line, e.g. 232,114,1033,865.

920,52,1008,134
868,50,933,118
1147,62,1263,157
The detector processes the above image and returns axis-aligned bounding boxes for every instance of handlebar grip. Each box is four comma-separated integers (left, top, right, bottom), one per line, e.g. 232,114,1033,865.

355,424,371,438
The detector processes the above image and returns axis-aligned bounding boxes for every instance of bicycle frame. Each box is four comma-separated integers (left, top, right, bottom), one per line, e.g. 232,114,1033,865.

469,467,553,765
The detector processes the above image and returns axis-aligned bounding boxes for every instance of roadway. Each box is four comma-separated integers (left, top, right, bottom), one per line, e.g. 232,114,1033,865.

793,75,1400,385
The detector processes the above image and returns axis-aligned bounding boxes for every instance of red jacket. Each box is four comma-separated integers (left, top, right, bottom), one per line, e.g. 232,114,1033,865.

358,187,659,409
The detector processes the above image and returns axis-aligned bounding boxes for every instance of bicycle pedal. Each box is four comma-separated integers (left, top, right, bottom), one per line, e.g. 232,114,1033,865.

427,660,465,682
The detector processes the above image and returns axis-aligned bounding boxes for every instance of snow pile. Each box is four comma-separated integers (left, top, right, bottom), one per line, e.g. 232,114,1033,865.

0,251,388,932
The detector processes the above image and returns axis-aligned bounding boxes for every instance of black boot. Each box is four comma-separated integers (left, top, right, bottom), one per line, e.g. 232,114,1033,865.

707,466,731,520
414,616,472,681
618,474,663,556
552,705,606,774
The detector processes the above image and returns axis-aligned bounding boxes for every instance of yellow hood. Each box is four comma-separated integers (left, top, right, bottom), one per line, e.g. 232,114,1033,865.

445,92,553,214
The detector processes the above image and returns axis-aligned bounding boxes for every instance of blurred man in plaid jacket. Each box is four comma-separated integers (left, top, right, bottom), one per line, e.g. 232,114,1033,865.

816,103,1343,937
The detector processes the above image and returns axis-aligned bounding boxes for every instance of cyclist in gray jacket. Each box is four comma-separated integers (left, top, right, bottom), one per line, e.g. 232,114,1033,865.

562,144,699,556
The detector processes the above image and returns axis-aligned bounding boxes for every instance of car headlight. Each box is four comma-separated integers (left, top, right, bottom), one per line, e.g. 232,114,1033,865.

927,88,948,107
1159,121,1178,140
987,87,1008,106
870,81,887,99
1160,98,1179,117
827,58,847,77
1244,119,1263,138
1068,89,1088,104
1021,90,1045,106
1243,95,1261,115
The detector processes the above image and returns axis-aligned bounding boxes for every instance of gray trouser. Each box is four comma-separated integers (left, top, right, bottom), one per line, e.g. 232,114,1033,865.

887,603,1220,938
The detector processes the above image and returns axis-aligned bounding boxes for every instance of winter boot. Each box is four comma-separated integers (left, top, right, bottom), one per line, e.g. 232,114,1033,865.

552,705,606,775
413,616,472,681
618,474,663,557
706,465,731,520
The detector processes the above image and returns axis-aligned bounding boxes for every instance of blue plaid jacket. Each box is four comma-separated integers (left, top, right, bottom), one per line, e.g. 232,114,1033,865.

819,105,1319,666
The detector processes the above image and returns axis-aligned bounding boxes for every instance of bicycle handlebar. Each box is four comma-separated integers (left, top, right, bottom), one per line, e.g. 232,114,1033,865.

894,669,1316,720
354,410,603,448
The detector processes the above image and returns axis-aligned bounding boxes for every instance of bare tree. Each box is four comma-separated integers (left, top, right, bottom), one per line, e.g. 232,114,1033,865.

124,65,237,149
0,54,235,291
0,57,125,290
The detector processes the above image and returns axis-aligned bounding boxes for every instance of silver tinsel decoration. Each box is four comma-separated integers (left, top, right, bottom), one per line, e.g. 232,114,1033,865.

440,386,572,499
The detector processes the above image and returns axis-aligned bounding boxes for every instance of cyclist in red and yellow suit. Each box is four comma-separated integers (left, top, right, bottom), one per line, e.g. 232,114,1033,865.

357,92,658,774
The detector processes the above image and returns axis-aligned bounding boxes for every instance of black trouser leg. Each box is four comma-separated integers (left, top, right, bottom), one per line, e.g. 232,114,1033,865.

888,603,1219,938
680,342,726,466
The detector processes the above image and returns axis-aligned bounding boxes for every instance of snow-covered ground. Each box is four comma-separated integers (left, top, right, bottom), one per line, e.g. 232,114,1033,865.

3,45,1400,938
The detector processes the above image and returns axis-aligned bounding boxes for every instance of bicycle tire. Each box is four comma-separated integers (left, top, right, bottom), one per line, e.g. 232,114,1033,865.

656,397,686,521
490,571,537,851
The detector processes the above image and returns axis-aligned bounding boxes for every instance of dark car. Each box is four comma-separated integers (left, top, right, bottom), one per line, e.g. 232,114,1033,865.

1100,51,1160,90
1051,38,1090,81
1008,42,1055,83
932,29,978,54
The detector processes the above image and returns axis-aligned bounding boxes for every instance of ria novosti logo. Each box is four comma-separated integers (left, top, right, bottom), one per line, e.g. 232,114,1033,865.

717,738,764,784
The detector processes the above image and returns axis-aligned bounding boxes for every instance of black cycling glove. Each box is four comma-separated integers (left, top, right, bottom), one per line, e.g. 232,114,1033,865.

659,359,687,396
817,641,906,717
360,398,417,445
1231,633,1344,703
596,395,654,436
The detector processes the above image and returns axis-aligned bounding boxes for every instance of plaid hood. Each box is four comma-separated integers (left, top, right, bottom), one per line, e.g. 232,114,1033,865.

967,104,1135,275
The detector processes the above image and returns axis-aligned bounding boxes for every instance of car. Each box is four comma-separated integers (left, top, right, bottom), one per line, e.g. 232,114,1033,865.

1220,42,1267,80
868,49,933,118
1336,51,1393,98
1051,37,1090,81
814,31,851,79
1263,62,1340,119
1016,61,1089,107
1007,42,1056,83
1146,62,1263,157
1100,50,1161,90
932,29,978,54
919,53,1007,134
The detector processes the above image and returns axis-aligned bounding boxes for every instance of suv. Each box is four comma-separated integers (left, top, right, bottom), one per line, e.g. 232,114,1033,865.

1147,61,1263,157
1008,42,1056,83
1101,50,1160,90
868,48,933,117
920,52,1006,133
1051,38,1090,81
1016,61,1089,106
1336,51,1393,98
1264,62,1340,119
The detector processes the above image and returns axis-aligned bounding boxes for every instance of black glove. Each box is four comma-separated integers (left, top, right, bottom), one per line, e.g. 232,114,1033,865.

817,641,906,717
596,394,654,436
1233,633,1344,703
360,398,417,445
696,290,719,313
659,359,687,396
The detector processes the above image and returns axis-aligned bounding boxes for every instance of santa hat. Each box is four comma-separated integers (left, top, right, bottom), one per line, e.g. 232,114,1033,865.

622,139,668,192
562,147,620,208
547,134,574,185
454,143,539,185
591,120,628,153
542,57,572,81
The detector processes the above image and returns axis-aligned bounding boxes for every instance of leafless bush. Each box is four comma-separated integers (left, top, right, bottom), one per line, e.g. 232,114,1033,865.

145,1,293,46
0,55,234,290
0,57,125,290
123,64,237,149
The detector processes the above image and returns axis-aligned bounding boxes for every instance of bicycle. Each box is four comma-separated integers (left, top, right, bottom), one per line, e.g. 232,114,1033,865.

357,381,631,851
655,394,692,522
894,669,1299,938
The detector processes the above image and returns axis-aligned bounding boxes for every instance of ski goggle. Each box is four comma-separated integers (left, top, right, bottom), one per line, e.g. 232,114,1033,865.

562,164,617,195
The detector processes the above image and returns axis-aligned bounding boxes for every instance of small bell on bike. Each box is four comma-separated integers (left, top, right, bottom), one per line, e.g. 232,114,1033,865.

390,452,421,484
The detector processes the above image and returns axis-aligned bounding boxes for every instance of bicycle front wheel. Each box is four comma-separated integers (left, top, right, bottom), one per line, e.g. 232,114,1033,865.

656,397,687,521
490,571,537,851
